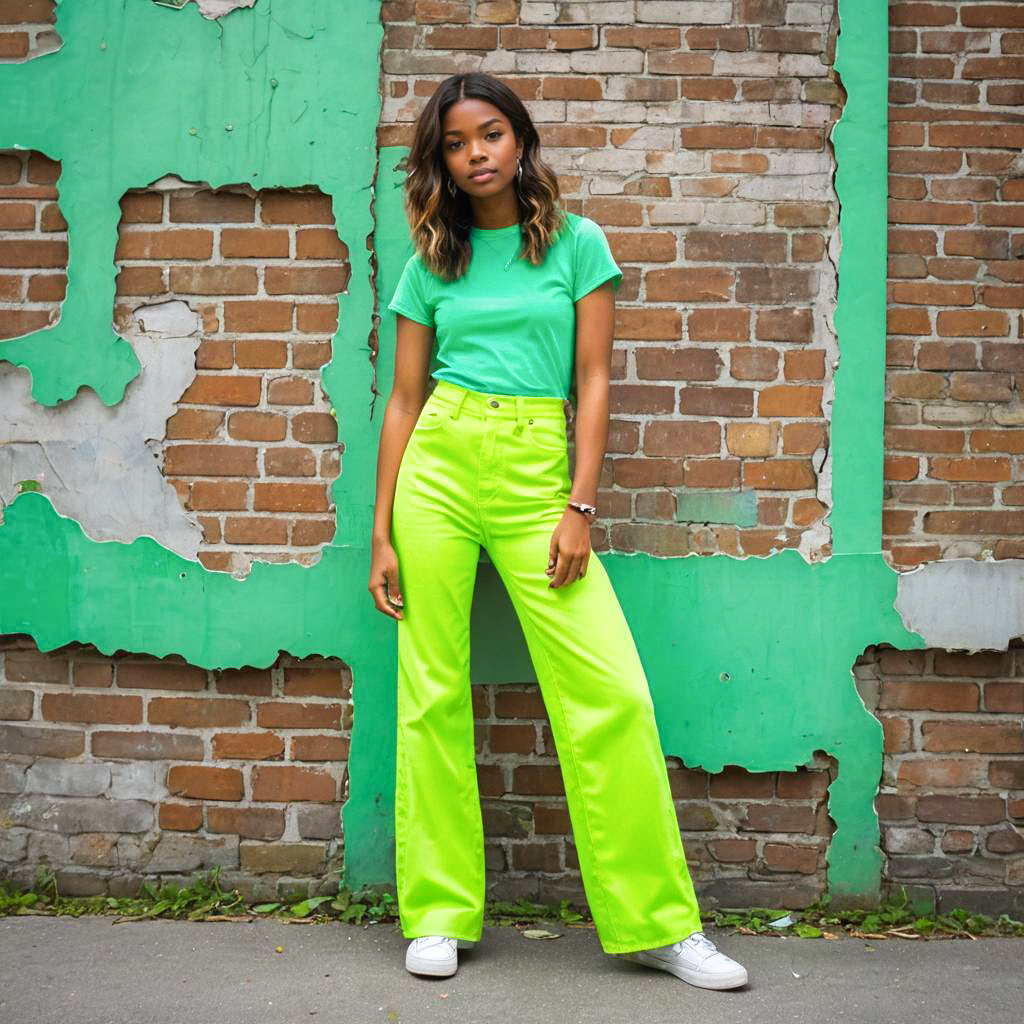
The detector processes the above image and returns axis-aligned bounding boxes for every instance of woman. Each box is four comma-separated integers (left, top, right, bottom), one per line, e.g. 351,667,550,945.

368,71,748,991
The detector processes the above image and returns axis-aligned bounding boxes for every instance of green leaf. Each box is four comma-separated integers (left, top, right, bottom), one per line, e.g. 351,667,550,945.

290,896,333,917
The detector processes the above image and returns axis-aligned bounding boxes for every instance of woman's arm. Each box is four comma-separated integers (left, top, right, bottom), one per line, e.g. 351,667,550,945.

546,280,616,588
570,281,616,508
368,313,435,619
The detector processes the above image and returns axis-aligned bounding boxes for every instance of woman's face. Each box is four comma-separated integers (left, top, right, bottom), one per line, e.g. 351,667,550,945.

440,98,521,200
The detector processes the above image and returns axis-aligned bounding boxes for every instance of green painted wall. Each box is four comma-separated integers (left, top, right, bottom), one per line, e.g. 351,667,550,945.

0,0,926,905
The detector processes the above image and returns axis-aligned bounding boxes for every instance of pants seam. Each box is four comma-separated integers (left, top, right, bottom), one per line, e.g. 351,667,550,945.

516,611,621,950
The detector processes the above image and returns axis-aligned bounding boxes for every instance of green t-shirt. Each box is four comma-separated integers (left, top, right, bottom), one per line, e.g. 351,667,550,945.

386,210,622,400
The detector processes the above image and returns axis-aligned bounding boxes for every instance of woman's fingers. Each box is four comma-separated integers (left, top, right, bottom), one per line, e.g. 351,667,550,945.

550,549,583,589
385,566,404,609
370,580,401,619
368,565,403,620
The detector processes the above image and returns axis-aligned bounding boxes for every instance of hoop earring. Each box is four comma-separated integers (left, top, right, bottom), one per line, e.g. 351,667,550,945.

447,176,457,198
516,157,522,183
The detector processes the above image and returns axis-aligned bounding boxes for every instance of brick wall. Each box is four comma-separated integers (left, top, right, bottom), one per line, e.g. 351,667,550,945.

0,149,66,337
0,635,349,900
861,642,1024,913
381,0,841,561
884,0,1024,568
0,0,58,61
4,635,1020,912
474,683,836,910
116,181,346,576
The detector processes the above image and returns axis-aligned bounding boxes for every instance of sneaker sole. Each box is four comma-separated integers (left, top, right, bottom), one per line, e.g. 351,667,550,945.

621,950,748,990
405,953,458,977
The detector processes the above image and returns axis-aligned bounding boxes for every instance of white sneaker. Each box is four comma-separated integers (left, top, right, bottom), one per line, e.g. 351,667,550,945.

405,935,476,977
621,931,748,990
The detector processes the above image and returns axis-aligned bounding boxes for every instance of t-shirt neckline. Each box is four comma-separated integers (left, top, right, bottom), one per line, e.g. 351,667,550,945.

470,222,521,236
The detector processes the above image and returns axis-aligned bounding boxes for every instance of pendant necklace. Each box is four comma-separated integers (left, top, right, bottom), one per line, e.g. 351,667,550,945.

473,225,521,272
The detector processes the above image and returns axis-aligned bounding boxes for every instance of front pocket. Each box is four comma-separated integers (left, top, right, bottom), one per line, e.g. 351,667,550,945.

413,406,449,432
525,418,567,453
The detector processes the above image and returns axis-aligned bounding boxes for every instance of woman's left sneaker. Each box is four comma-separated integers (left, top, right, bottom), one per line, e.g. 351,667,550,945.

620,931,748,990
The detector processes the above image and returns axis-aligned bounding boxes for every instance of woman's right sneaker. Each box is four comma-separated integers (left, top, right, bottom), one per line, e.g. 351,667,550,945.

620,931,748,990
405,935,476,977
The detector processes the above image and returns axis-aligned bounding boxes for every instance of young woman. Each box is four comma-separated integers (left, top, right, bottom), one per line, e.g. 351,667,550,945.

368,71,748,991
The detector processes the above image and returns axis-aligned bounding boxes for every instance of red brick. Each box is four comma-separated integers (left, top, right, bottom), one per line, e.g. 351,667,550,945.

290,734,349,761
41,692,142,725
148,697,249,728
742,460,816,490
916,795,1006,825
740,804,816,834
679,386,754,417
879,681,979,712
644,420,721,456
730,346,779,380
922,720,1024,753
211,732,285,760
929,457,1011,482
897,758,985,788
762,842,819,874
207,806,286,839
256,701,342,729
159,803,203,832
758,385,822,417
251,764,337,802
167,764,244,801
282,665,349,698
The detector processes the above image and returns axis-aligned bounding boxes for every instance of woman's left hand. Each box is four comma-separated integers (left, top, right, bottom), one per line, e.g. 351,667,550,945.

546,508,592,588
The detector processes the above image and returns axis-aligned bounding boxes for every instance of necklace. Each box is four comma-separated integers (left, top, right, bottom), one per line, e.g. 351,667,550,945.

472,226,521,272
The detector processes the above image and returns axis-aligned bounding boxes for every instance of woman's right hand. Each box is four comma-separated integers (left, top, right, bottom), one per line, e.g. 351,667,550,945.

369,540,404,621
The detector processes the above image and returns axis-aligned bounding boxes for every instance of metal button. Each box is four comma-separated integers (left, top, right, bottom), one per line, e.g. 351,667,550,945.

488,399,499,407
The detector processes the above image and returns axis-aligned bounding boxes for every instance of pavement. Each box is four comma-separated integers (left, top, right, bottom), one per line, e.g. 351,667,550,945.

1,914,1021,1024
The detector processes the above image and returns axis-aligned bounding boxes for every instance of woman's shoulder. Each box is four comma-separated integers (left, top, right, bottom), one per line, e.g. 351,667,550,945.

558,211,610,246
401,249,439,286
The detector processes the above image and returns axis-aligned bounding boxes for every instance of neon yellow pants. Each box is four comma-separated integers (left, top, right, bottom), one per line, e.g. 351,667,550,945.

390,378,703,954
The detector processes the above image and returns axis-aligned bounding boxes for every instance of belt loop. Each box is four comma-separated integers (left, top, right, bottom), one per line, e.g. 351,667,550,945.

451,387,469,421
513,395,525,434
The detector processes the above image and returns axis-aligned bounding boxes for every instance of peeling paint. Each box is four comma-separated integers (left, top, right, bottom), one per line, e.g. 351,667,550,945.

0,0,350,405
895,559,1024,653
152,0,258,19
195,0,259,18
0,301,204,558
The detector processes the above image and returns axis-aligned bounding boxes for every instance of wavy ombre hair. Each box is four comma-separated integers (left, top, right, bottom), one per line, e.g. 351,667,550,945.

398,72,568,282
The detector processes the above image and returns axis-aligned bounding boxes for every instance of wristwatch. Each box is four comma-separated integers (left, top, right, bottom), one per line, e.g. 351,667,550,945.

567,500,597,519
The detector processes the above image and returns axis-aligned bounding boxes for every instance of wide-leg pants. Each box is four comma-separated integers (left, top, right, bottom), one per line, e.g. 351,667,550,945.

390,378,703,954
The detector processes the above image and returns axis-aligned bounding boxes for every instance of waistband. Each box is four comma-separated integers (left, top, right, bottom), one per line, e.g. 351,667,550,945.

427,378,567,426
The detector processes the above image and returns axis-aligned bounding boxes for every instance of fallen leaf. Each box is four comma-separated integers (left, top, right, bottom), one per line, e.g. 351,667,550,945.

522,929,562,940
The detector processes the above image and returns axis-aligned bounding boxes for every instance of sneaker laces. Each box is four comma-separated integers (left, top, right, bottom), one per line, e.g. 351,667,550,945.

678,932,719,956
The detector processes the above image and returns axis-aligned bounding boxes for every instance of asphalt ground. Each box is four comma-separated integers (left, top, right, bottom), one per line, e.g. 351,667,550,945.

1,914,1021,1024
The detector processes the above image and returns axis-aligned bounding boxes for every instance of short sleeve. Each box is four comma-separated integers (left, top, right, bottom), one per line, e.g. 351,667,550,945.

387,254,435,328
572,217,622,301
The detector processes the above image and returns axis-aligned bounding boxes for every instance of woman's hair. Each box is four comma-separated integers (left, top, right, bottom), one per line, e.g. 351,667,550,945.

398,72,568,282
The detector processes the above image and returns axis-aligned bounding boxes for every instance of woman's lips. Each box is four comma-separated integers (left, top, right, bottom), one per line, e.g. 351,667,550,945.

469,169,496,182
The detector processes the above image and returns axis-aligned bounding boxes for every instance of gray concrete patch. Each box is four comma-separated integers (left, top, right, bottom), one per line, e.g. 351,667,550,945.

0,915,1020,1024
895,558,1024,653
0,300,203,561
